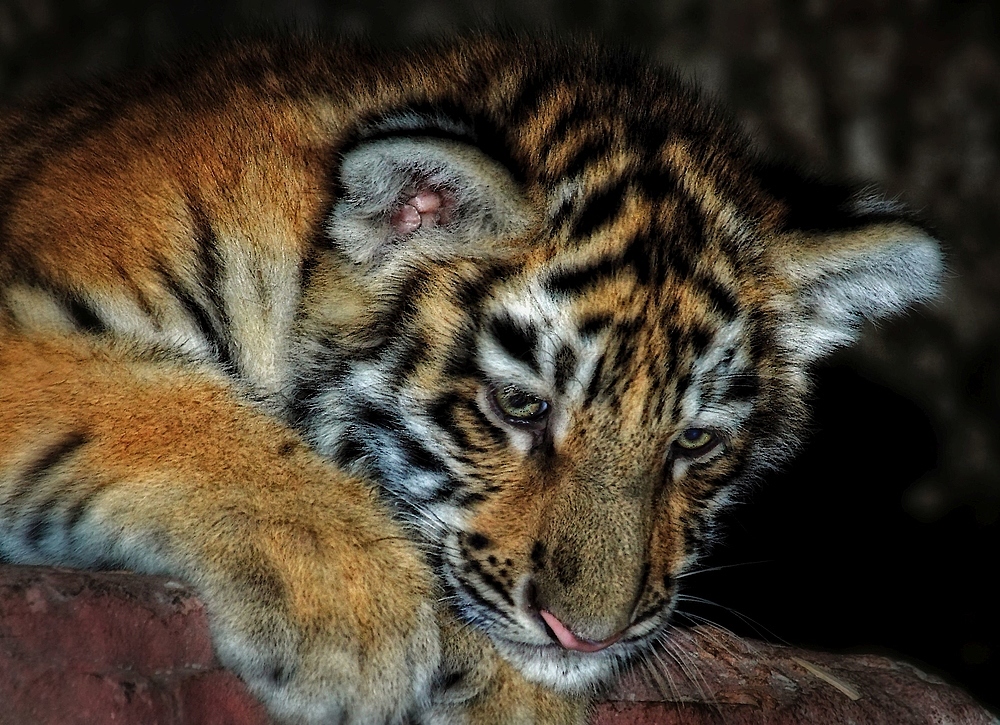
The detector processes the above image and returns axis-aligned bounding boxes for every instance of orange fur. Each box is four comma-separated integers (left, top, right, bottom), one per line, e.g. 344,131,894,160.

0,35,940,724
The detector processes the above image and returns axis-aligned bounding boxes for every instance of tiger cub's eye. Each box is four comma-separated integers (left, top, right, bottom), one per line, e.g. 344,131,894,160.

491,385,549,425
675,428,718,455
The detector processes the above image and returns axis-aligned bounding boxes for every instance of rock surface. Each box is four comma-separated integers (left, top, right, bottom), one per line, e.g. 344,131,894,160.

0,565,271,725
1,565,994,725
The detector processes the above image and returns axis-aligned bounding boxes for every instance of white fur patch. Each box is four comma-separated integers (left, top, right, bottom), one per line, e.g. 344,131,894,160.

778,225,943,364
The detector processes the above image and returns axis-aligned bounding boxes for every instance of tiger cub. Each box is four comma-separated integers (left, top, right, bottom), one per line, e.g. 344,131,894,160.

0,35,941,724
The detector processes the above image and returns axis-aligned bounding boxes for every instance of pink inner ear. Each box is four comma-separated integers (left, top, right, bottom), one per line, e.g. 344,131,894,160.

389,186,453,236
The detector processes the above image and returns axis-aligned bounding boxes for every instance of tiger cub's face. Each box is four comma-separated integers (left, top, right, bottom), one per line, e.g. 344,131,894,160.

416,246,767,689
294,41,941,692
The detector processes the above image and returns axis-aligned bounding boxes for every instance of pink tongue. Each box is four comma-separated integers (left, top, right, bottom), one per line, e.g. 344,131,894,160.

539,610,622,653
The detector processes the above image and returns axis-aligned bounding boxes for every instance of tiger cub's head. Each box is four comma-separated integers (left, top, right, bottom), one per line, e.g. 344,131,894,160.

294,39,942,691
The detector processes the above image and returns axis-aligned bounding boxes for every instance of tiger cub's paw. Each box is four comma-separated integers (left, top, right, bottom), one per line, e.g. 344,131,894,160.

196,516,441,725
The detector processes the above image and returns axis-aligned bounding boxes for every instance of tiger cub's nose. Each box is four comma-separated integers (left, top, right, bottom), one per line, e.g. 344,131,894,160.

538,609,624,653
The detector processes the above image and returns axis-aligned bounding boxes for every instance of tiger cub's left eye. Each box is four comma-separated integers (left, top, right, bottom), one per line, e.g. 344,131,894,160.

675,428,719,455
491,385,549,425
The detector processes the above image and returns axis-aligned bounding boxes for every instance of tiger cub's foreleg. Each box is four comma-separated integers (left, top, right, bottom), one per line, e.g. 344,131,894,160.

0,331,440,725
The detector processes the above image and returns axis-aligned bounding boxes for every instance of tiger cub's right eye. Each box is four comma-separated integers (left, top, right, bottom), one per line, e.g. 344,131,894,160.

491,385,550,426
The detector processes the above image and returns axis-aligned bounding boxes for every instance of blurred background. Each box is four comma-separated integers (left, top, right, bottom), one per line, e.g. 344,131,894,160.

1,0,996,712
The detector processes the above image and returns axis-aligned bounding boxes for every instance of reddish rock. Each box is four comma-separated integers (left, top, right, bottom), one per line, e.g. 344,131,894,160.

0,565,994,725
177,671,276,725
0,564,270,725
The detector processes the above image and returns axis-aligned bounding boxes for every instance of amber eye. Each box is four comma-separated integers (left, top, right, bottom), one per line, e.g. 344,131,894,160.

674,428,719,456
491,384,549,425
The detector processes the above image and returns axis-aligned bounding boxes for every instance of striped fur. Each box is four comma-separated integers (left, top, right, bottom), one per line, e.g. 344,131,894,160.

0,36,941,724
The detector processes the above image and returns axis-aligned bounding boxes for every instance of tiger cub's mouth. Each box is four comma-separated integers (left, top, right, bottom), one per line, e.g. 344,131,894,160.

438,529,677,691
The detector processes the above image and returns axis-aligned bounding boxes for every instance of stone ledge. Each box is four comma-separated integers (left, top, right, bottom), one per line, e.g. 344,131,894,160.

1,564,994,724
0,565,271,725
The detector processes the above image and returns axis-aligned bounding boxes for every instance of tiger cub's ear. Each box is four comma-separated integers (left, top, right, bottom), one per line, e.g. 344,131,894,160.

770,185,944,365
327,136,533,269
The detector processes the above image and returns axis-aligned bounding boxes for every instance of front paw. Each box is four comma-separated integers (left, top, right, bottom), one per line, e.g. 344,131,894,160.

191,507,440,724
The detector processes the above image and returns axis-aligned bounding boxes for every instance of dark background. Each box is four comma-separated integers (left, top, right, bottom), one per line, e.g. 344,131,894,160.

1,0,996,712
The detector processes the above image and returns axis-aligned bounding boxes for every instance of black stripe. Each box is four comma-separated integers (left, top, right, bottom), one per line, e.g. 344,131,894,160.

334,434,366,469
440,330,477,377
456,568,515,616
584,353,607,407
672,373,693,420
549,193,577,231
359,404,404,434
621,232,660,286
654,189,741,320
428,393,470,450
719,372,760,404
687,325,712,358
662,326,681,384
510,72,560,129
545,97,588,146
660,239,695,282
154,260,225,357
110,259,159,329
452,263,511,311
12,433,90,508
570,178,631,239
24,432,88,482
345,102,527,186
66,296,105,334
487,315,539,373
396,433,448,475
25,501,59,550
392,337,428,380
24,517,50,550
66,489,100,532
426,475,464,505
288,348,348,429
464,401,508,449
349,110,478,149
560,135,614,181
636,165,682,198
472,565,514,606
746,310,777,364
229,549,289,608
186,193,235,373
578,314,615,339
691,271,741,321
370,269,430,354
682,519,704,561
651,390,668,424
455,491,487,508
611,329,638,378
544,256,623,296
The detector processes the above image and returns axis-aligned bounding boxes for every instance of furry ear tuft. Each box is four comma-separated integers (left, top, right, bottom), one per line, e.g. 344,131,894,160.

774,215,943,364
326,136,532,268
